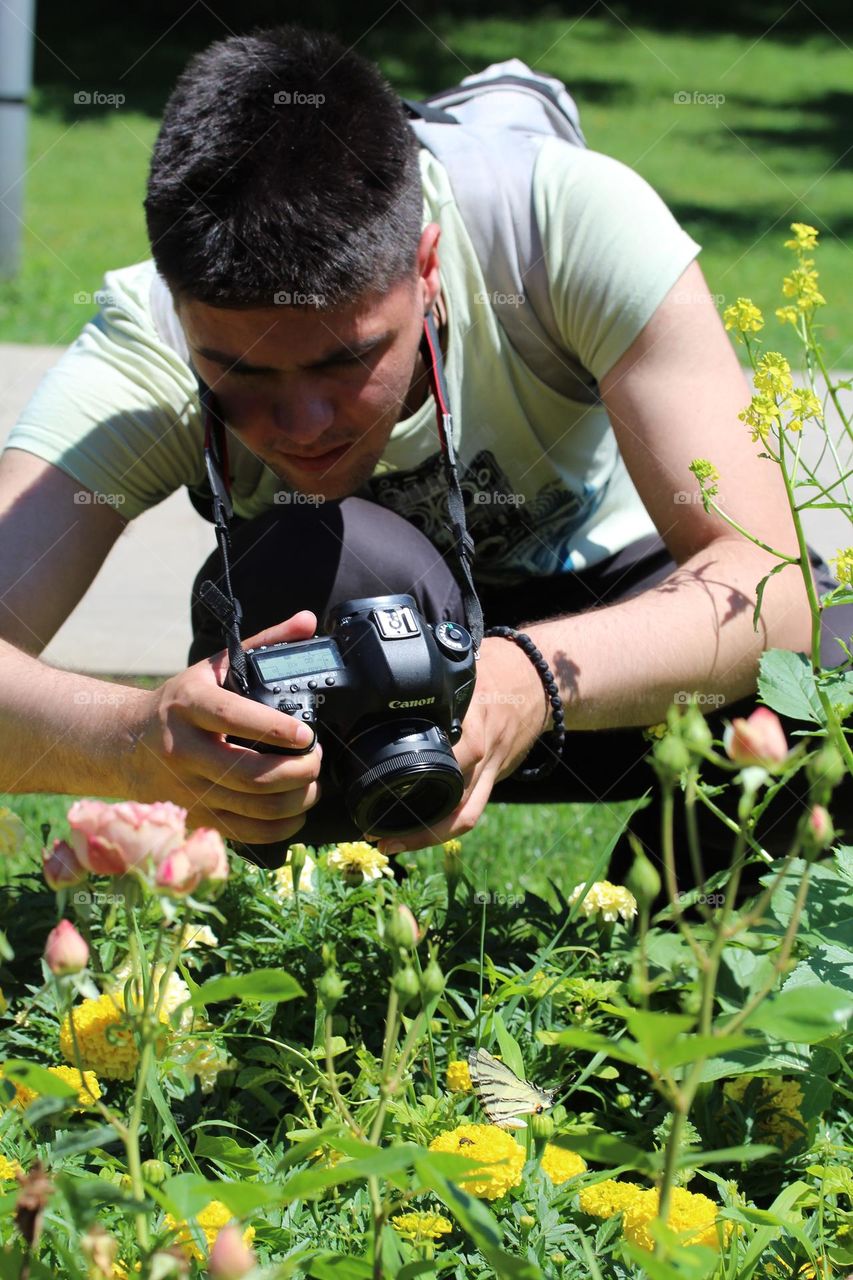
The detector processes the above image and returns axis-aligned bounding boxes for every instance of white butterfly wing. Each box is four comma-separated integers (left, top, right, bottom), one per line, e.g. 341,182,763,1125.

467,1048,555,1130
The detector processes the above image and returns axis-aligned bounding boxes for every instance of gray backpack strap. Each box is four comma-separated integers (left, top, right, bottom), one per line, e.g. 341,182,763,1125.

407,59,599,405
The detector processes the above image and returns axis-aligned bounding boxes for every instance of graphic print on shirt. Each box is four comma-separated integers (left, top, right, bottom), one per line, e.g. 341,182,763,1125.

367,450,606,583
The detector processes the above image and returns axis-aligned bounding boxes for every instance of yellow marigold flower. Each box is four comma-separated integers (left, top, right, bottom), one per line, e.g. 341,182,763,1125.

165,1201,255,1262
391,1211,453,1243
326,841,393,883
578,1178,647,1218
723,1074,806,1151
541,1143,587,1185
622,1186,732,1251
60,992,141,1081
273,849,317,896
568,880,637,922
446,1059,473,1092
831,548,853,589
0,806,27,857
784,222,819,252
0,1154,23,1181
111,961,192,1030
723,298,764,341
428,1123,525,1200
754,352,793,398
45,1066,102,1109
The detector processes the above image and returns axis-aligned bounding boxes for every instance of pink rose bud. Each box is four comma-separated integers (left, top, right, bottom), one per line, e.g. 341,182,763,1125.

182,828,230,886
68,799,187,876
45,919,89,975
208,1223,256,1279
808,804,833,847
42,839,88,890
155,849,200,897
724,707,788,766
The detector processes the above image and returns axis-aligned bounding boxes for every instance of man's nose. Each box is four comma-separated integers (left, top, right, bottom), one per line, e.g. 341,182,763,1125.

271,393,335,444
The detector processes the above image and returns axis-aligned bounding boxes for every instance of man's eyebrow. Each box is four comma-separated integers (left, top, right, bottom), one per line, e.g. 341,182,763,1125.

192,332,391,374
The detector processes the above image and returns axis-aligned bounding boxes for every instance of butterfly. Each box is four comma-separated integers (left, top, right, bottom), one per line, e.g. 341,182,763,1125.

467,1048,556,1130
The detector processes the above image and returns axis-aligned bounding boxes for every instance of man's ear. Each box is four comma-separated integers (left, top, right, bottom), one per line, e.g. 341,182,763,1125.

416,222,442,314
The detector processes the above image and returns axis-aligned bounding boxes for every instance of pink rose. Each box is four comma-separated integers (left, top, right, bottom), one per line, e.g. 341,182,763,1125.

724,707,788,767
42,839,88,890
808,804,833,848
155,829,229,898
67,800,187,876
44,919,89,975
209,1224,255,1279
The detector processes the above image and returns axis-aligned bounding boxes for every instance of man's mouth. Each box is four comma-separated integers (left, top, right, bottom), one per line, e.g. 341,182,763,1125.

276,443,351,473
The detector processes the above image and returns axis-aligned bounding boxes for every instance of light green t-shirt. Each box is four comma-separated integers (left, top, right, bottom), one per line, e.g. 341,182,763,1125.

4,138,700,584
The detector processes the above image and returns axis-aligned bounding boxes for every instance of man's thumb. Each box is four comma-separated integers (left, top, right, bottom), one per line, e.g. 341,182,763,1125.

241,610,318,651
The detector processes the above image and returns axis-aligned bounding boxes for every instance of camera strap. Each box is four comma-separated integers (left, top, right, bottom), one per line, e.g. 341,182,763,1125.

197,308,484,673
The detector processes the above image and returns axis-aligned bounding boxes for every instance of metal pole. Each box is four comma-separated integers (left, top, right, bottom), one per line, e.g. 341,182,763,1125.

0,0,36,279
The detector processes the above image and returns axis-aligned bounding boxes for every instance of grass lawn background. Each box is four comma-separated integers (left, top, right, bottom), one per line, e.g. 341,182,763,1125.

0,2,847,890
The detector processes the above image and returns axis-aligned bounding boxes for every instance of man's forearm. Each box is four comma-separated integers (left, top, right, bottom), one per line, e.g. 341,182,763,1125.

0,638,149,797
523,537,812,731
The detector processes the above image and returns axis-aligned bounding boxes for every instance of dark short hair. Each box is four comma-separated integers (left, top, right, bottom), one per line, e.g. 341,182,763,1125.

144,25,423,309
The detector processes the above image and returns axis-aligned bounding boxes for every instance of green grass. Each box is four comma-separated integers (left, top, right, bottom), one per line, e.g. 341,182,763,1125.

1,12,851,363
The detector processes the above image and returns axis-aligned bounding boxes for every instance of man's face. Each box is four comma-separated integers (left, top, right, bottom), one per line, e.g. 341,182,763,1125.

179,232,440,501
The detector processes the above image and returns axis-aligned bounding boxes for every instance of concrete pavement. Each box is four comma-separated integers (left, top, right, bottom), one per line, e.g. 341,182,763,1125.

1,342,851,676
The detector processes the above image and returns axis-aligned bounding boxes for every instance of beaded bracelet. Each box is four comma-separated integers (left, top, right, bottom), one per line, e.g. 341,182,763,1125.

483,625,566,781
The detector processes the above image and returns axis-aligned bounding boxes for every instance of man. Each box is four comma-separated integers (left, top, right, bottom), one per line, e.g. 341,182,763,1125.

0,26,846,885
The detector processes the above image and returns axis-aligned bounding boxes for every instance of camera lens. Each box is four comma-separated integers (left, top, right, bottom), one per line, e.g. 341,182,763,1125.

340,719,464,837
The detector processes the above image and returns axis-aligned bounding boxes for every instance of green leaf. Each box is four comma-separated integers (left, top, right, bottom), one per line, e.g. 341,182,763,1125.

308,1256,373,1279
548,1132,657,1176
193,1134,260,1177
190,968,305,1007
753,561,789,630
542,1028,645,1067
743,983,852,1043
491,1013,526,1079
50,1124,123,1159
757,649,822,723
677,1143,778,1167
1,1059,77,1097
160,1173,281,1220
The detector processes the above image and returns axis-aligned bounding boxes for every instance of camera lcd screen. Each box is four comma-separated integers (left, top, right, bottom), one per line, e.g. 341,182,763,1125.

254,642,343,683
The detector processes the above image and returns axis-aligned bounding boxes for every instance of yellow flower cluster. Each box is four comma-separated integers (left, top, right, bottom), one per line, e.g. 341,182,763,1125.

164,1201,255,1262
568,880,637,923
723,1074,806,1151
541,1143,587,1185
428,1123,525,1200
0,1154,22,1181
180,1032,236,1094
622,1186,732,1252
391,1211,453,1243
579,1178,647,1219
723,298,764,341
59,992,141,1081
785,222,819,252
273,849,317,896
831,548,853,589
738,352,822,443
326,841,393,883
0,1065,102,1111
446,1059,473,1092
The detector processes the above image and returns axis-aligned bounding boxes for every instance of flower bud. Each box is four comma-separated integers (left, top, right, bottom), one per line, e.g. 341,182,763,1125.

387,903,421,951
518,1213,536,1230
317,969,345,1011
209,1223,256,1279
419,955,445,1001
530,1112,555,1140
44,919,89,975
615,1093,632,1110
42,839,88,890
141,1158,168,1186
807,804,834,849
626,850,661,912
679,704,713,755
652,734,691,780
724,707,788,767
807,744,845,792
392,965,420,1007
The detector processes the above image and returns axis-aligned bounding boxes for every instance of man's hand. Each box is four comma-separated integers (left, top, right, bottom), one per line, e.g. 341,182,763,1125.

124,611,324,845
375,636,549,854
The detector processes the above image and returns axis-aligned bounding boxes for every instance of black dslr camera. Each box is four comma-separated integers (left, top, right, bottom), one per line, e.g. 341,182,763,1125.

223,594,477,854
